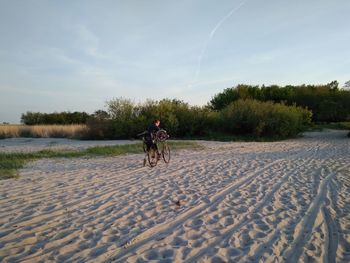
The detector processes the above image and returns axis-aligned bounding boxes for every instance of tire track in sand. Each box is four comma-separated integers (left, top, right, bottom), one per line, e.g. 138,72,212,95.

106,157,300,261
184,155,319,262
0,152,230,227
282,165,345,262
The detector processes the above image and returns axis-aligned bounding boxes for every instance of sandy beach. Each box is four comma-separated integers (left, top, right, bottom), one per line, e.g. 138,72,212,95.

0,130,349,262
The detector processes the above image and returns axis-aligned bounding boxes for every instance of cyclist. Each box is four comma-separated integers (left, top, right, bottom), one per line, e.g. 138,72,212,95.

145,119,161,157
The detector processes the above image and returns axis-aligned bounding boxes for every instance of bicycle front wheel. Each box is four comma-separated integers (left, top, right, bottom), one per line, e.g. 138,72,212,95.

162,143,171,163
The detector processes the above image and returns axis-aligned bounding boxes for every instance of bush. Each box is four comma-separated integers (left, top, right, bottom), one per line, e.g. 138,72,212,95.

21,111,90,125
83,98,312,140
82,110,114,140
220,99,312,138
83,98,218,139
210,82,350,122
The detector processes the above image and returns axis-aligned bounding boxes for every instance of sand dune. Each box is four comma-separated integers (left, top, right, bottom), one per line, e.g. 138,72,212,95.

0,130,349,262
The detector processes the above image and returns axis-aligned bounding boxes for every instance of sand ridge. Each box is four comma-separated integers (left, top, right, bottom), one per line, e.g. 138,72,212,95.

0,130,349,262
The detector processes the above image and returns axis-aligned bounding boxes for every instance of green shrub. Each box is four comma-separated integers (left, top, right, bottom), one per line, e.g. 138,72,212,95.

210,81,350,122
221,99,312,138
84,98,217,139
21,111,90,125
83,97,312,140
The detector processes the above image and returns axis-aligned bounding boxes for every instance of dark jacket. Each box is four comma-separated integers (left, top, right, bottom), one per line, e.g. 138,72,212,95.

146,123,160,142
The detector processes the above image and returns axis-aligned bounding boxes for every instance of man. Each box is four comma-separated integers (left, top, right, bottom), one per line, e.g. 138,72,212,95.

145,119,160,152
143,119,161,166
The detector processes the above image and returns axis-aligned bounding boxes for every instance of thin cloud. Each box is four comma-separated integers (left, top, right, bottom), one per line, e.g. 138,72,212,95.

75,24,106,59
210,0,248,38
189,0,248,88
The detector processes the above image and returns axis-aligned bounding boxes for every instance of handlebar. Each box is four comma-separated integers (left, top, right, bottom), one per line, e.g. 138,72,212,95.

155,129,169,142
137,129,169,141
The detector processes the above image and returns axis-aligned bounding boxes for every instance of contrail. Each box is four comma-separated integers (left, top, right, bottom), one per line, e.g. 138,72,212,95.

210,0,247,38
189,0,248,87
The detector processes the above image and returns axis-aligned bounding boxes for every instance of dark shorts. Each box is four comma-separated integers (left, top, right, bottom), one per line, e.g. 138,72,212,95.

145,136,157,152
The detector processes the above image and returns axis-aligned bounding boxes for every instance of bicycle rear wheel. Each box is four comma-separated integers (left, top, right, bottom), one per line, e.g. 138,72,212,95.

162,143,171,163
147,147,158,167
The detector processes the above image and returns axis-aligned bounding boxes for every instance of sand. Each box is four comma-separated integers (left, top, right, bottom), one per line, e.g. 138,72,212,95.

0,130,349,262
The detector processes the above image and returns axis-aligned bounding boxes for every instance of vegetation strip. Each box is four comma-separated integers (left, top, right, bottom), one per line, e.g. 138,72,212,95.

0,141,202,180
311,122,350,131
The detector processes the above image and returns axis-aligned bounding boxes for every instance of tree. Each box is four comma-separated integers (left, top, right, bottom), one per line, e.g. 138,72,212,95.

93,110,110,120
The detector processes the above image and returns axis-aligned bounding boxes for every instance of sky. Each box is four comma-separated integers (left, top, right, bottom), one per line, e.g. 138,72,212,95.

0,0,349,123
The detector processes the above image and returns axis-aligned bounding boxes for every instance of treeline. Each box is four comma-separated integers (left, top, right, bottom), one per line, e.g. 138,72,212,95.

20,81,350,140
21,111,90,125
209,81,350,122
84,98,311,139
85,99,213,139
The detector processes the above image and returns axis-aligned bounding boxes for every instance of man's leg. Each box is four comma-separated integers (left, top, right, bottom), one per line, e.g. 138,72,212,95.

144,141,152,166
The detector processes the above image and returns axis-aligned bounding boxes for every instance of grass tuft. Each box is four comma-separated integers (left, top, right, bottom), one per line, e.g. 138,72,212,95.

0,141,201,180
312,122,350,131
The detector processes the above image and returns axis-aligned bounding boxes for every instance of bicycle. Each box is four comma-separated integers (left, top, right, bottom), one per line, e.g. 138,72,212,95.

139,129,171,167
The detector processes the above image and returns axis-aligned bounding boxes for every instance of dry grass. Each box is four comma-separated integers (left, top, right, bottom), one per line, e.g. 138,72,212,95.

0,125,88,139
